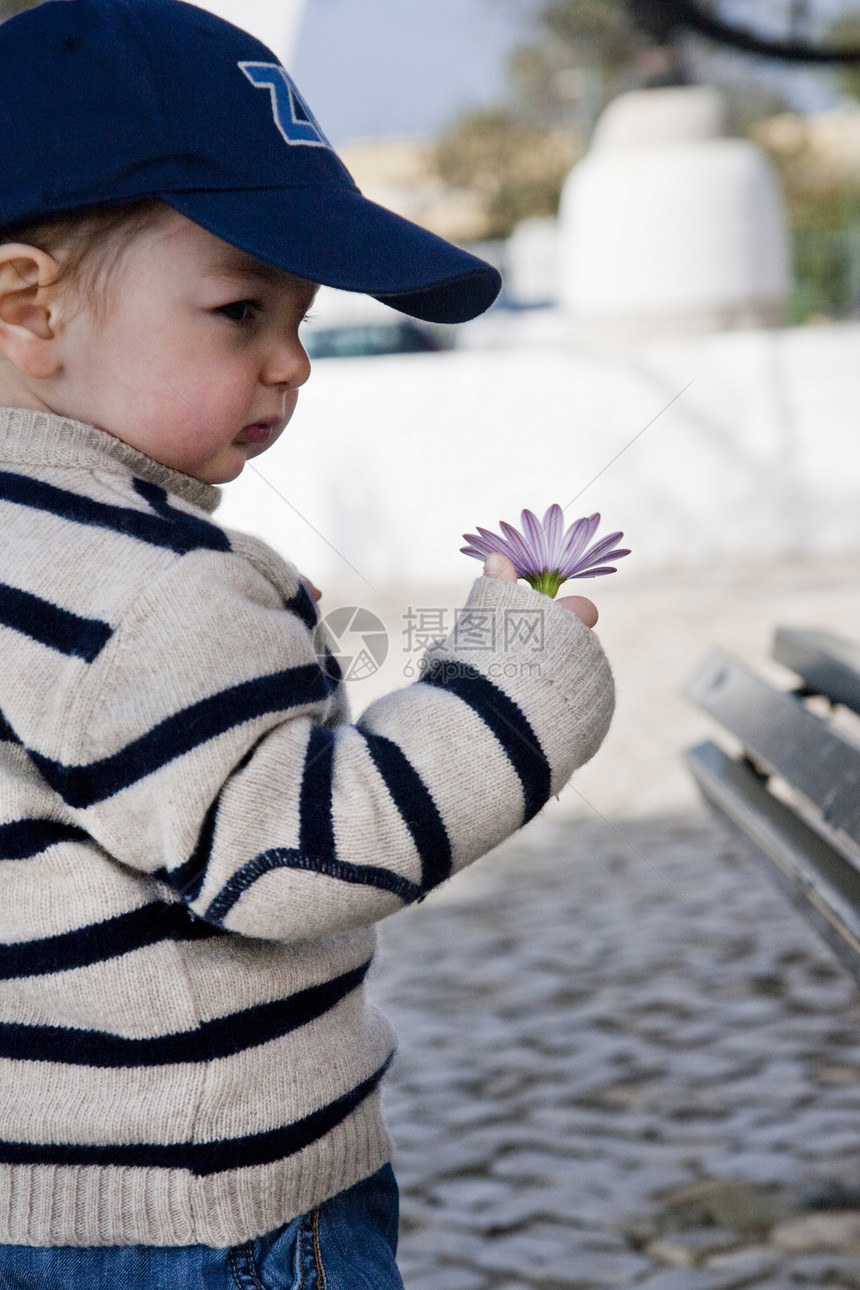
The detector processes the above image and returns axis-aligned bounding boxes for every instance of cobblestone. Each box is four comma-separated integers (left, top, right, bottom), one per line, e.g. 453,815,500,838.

370,815,860,1287
772,1212,860,1253
632,1267,765,1290
646,1228,743,1266
781,1254,860,1286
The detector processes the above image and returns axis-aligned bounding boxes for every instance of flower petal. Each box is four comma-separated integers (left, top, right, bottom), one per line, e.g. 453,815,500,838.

590,528,625,551
476,526,519,563
461,525,523,570
558,514,600,573
520,509,549,570
460,532,497,556
573,531,627,571
542,504,565,566
498,520,536,574
569,545,631,578
594,547,631,564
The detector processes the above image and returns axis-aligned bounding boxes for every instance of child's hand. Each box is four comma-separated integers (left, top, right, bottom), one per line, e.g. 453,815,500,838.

301,577,322,606
482,552,598,628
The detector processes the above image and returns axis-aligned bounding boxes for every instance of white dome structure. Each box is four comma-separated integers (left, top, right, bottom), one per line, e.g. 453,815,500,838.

559,87,791,341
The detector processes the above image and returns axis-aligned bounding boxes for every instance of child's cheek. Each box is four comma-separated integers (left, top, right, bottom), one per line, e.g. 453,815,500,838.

282,389,300,425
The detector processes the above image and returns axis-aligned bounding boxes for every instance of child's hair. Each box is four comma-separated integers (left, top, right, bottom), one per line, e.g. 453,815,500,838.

0,199,168,315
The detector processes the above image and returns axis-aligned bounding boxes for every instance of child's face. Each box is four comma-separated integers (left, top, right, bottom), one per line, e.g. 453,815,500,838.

48,209,317,483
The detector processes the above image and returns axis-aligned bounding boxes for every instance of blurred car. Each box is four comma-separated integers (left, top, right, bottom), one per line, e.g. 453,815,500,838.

304,319,448,359
302,286,454,358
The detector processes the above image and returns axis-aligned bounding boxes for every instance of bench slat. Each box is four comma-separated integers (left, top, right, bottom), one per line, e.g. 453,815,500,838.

774,628,860,717
686,650,860,850
686,741,860,986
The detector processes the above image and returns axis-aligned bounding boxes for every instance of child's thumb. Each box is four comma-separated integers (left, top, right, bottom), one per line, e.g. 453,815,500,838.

483,552,517,581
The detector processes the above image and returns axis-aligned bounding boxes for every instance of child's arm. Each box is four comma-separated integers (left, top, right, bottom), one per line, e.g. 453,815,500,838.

44,547,613,941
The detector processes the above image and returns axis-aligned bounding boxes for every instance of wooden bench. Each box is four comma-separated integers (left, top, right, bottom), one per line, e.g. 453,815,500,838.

685,628,860,986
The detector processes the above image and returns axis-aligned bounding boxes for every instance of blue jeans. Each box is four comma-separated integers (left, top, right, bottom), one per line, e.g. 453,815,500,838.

0,1164,403,1289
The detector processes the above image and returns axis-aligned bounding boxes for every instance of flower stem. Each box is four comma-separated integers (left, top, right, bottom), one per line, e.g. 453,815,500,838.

523,569,566,598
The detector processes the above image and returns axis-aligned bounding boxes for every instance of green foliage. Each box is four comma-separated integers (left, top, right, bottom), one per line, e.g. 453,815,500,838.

532,0,642,75
507,0,643,129
828,12,860,101
435,109,578,239
744,6,860,320
752,106,860,321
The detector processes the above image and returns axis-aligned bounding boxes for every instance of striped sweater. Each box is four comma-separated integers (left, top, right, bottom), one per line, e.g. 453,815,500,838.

0,405,614,1247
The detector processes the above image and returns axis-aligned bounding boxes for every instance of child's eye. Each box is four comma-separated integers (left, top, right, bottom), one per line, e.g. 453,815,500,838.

216,299,261,323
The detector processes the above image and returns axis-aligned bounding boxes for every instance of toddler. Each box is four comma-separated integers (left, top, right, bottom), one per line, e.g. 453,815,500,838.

0,1,615,1286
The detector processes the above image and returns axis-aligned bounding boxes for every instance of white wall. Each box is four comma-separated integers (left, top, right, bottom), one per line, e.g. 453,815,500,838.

216,322,860,596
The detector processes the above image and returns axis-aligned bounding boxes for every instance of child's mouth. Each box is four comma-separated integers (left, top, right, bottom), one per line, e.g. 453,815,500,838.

240,423,275,444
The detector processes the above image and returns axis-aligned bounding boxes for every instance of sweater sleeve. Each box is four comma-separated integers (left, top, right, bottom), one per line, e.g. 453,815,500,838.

51,550,614,941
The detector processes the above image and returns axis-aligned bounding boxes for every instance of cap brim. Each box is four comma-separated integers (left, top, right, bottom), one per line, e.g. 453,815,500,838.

162,187,501,324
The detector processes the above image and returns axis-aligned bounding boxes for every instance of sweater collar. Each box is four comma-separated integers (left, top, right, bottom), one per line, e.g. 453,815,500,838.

0,406,222,514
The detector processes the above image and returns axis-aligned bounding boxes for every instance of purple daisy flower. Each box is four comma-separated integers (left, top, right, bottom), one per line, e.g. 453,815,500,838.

461,504,630,598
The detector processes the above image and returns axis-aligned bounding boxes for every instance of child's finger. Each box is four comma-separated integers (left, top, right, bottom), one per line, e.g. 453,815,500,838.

557,594,598,628
483,552,517,581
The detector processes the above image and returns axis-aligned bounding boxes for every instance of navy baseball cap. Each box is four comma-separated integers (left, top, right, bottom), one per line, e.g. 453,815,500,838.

0,0,502,323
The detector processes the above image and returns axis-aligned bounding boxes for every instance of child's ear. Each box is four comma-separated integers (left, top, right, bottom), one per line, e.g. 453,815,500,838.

0,243,64,377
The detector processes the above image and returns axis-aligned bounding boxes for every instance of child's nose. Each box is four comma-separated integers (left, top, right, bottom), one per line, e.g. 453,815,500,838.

262,335,311,389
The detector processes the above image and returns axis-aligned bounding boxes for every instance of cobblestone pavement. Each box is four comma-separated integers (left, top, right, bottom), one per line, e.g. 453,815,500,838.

371,815,860,1289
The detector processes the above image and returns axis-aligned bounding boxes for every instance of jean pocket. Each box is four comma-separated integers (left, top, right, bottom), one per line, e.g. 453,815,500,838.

228,1213,322,1290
